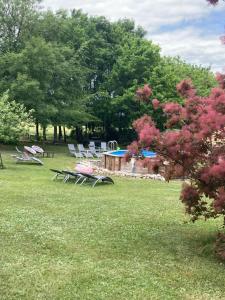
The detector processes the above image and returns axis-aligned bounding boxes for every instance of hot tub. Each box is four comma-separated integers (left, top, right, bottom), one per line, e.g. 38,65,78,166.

103,150,156,172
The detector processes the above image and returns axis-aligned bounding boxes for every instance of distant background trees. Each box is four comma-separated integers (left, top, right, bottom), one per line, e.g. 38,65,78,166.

0,0,217,144
0,92,32,143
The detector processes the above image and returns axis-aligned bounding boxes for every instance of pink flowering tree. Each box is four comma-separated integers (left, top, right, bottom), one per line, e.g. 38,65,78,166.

128,77,225,236
126,0,225,257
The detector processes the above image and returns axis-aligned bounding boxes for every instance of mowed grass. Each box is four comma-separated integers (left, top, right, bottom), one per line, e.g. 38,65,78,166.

0,145,225,300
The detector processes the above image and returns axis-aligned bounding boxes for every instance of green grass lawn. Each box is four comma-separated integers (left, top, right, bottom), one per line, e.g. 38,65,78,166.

0,145,225,300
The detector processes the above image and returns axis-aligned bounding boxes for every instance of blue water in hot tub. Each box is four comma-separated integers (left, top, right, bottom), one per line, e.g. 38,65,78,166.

108,150,156,158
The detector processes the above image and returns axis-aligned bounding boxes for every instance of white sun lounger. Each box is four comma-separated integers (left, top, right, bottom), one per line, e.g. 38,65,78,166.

77,144,94,158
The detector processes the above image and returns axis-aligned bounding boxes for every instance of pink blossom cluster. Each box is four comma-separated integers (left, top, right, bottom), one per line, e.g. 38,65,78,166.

216,73,225,90
136,84,152,103
133,114,160,148
176,79,196,98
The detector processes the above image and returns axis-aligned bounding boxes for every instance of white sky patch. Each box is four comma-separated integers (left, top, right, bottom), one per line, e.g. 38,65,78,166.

43,0,225,72
150,27,225,72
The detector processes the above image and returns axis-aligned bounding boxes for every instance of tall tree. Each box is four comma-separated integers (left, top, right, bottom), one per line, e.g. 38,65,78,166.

0,91,32,143
0,37,86,140
0,0,40,52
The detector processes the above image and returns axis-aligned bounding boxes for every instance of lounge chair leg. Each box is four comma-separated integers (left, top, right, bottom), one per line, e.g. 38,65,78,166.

52,174,58,180
92,178,101,187
64,175,69,183
80,177,87,185
75,177,83,184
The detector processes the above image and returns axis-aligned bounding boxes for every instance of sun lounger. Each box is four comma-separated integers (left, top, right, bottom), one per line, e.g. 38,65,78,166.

68,144,76,155
89,141,95,147
13,146,43,165
68,144,84,158
88,145,102,158
100,142,107,152
24,146,36,155
50,168,113,187
50,169,84,183
73,151,84,158
79,173,114,187
32,145,44,154
14,154,43,165
62,170,86,183
15,146,23,154
50,169,65,180
78,144,94,158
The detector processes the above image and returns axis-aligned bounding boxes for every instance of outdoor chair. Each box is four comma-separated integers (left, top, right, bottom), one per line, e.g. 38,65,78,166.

88,144,102,158
79,173,114,187
24,146,36,155
68,143,76,155
14,153,43,165
50,169,65,180
78,144,94,158
15,146,23,154
13,146,43,165
68,144,84,158
89,141,95,148
32,145,44,154
62,170,86,183
100,142,107,152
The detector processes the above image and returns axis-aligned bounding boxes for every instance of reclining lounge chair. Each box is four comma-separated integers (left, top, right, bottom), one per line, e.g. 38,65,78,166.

16,146,23,154
79,173,114,187
68,144,84,158
50,169,85,183
50,169,65,180
62,170,86,183
88,144,102,158
78,144,94,158
14,154,43,165
100,142,107,152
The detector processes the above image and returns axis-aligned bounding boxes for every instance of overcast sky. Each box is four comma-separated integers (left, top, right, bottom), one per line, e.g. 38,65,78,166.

43,0,225,72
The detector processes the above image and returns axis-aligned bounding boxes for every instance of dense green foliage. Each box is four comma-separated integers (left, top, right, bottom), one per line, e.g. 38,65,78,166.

0,92,32,143
0,146,224,299
0,0,217,143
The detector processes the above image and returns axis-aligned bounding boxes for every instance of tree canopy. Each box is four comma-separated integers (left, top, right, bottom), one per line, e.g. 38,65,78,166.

0,92,32,143
0,0,218,143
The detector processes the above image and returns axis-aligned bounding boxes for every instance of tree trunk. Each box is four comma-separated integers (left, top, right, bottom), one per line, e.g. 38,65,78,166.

35,121,39,141
42,125,47,141
75,126,79,141
76,126,82,142
58,126,63,141
53,126,57,143
0,152,4,169
63,126,67,143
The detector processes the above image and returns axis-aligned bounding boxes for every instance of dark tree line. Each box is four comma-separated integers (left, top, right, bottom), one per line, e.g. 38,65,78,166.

0,0,217,143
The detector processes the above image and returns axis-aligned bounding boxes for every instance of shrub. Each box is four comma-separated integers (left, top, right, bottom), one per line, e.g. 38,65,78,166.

128,75,225,228
0,92,32,143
